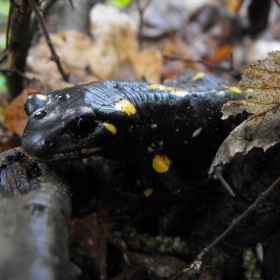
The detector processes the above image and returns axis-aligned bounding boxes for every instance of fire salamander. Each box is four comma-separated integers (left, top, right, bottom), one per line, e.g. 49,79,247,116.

21,71,246,234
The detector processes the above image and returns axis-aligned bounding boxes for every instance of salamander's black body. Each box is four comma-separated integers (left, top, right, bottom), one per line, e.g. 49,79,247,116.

22,76,245,178
20,73,280,279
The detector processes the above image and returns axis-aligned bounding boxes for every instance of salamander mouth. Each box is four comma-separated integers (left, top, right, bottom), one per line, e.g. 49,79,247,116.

26,147,103,162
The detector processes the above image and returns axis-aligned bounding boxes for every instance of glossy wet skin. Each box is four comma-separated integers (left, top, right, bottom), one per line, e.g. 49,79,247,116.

22,81,140,161
22,79,245,164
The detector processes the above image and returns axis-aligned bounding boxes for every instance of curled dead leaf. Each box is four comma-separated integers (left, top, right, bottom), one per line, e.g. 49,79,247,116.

210,50,280,172
222,51,280,118
222,99,277,119
210,107,280,173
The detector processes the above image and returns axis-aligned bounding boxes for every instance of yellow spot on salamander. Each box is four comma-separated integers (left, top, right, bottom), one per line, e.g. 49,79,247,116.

115,100,136,115
150,84,188,97
152,155,171,173
144,188,153,197
81,107,92,111
36,94,47,100
150,84,164,90
62,81,90,89
104,122,117,134
191,72,205,81
76,81,91,86
225,86,241,94
62,84,75,89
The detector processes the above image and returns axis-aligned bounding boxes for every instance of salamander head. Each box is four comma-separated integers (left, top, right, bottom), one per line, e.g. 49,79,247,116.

21,82,138,161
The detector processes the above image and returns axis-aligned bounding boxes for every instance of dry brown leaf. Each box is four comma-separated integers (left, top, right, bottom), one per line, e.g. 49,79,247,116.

90,4,138,79
222,99,277,119
90,3,162,83
28,4,162,84
0,137,22,153
224,0,244,14
210,107,280,173
4,90,28,136
133,49,162,82
210,50,280,172
175,37,206,72
208,44,234,64
222,51,280,118
70,213,108,280
27,31,99,83
96,204,117,240
124,251,186,278
3,80,51,136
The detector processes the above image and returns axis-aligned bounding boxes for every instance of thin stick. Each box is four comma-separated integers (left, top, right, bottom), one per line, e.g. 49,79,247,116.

135,0,152,50
28,0,68,82
163,53,242,80
172,175,280,280
0,68,31,82
197,176,280,259
6,0,13,49
214,168,235,197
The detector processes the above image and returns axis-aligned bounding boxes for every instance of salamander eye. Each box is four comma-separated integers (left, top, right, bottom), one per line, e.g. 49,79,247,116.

34,110,47,120
67,117,96,137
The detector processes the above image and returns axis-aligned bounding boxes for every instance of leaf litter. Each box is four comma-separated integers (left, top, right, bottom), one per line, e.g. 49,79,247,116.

210,50,280,173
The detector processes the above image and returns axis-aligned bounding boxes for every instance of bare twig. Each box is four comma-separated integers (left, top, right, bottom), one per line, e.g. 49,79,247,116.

1,0,35,99
163,53,242,80
0,68,31,82
5,1,12,49
214,168,235,197
172,175,280,280
135,0,152,50
28,0,69,82
196,176,280,259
